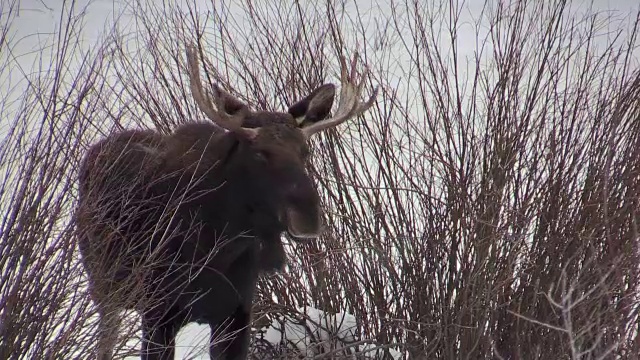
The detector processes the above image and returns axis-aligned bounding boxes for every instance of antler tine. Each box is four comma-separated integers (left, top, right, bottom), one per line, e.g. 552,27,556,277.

186,45,258,139
301,52,379,138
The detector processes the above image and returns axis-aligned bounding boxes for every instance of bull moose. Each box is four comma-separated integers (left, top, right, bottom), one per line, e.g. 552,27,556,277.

75,44,377,360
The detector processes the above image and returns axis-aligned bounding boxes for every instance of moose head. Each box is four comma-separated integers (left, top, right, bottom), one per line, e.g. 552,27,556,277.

184,45,378,242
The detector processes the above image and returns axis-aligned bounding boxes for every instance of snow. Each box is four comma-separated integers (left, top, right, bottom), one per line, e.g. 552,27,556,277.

255,306,404,359
118,306,404,359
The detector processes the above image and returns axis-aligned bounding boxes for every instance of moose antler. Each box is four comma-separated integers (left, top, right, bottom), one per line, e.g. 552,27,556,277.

186,45,258,139
301,52,379,138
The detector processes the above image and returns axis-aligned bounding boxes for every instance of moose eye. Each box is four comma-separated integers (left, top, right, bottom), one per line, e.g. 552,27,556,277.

256,150,270,162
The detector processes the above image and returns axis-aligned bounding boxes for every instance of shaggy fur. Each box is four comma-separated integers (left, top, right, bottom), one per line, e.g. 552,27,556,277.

75,84,335,360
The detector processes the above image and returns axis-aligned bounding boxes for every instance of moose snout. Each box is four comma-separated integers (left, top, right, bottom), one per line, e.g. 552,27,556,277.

285,207,323,240
283,180,323,240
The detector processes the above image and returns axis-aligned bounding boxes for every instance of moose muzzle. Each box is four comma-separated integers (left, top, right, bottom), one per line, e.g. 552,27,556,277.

283,178,323,240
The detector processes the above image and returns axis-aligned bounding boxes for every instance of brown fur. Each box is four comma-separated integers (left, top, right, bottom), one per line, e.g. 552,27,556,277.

76,84,336,360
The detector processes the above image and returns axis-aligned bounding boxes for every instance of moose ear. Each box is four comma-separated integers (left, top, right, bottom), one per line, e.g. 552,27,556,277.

213,84,249,115
287,84,336,127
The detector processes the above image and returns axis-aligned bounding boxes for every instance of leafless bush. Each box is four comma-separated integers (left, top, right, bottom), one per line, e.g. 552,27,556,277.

0,2,119,358
1,0,639,359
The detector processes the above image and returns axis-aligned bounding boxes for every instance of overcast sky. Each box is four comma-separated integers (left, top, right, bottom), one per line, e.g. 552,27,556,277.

4,0,639,109
4,0,639,127
3,0,640,358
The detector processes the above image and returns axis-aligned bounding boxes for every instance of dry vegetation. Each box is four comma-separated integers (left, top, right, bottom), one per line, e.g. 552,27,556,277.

1,0,639,359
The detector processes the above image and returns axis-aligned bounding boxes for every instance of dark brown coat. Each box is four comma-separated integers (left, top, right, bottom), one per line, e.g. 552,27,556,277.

75,45,377,360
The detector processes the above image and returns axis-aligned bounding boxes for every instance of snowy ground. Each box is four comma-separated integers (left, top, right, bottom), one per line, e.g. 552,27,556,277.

119,306,404,359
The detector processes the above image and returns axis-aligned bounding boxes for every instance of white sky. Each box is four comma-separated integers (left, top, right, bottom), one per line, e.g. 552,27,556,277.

3,0,640,358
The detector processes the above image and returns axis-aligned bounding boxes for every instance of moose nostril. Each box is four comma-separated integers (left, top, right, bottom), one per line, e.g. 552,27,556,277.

285,207,322,239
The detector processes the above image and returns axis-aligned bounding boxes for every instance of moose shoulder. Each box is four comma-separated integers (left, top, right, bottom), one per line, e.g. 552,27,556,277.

75,45,378,360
